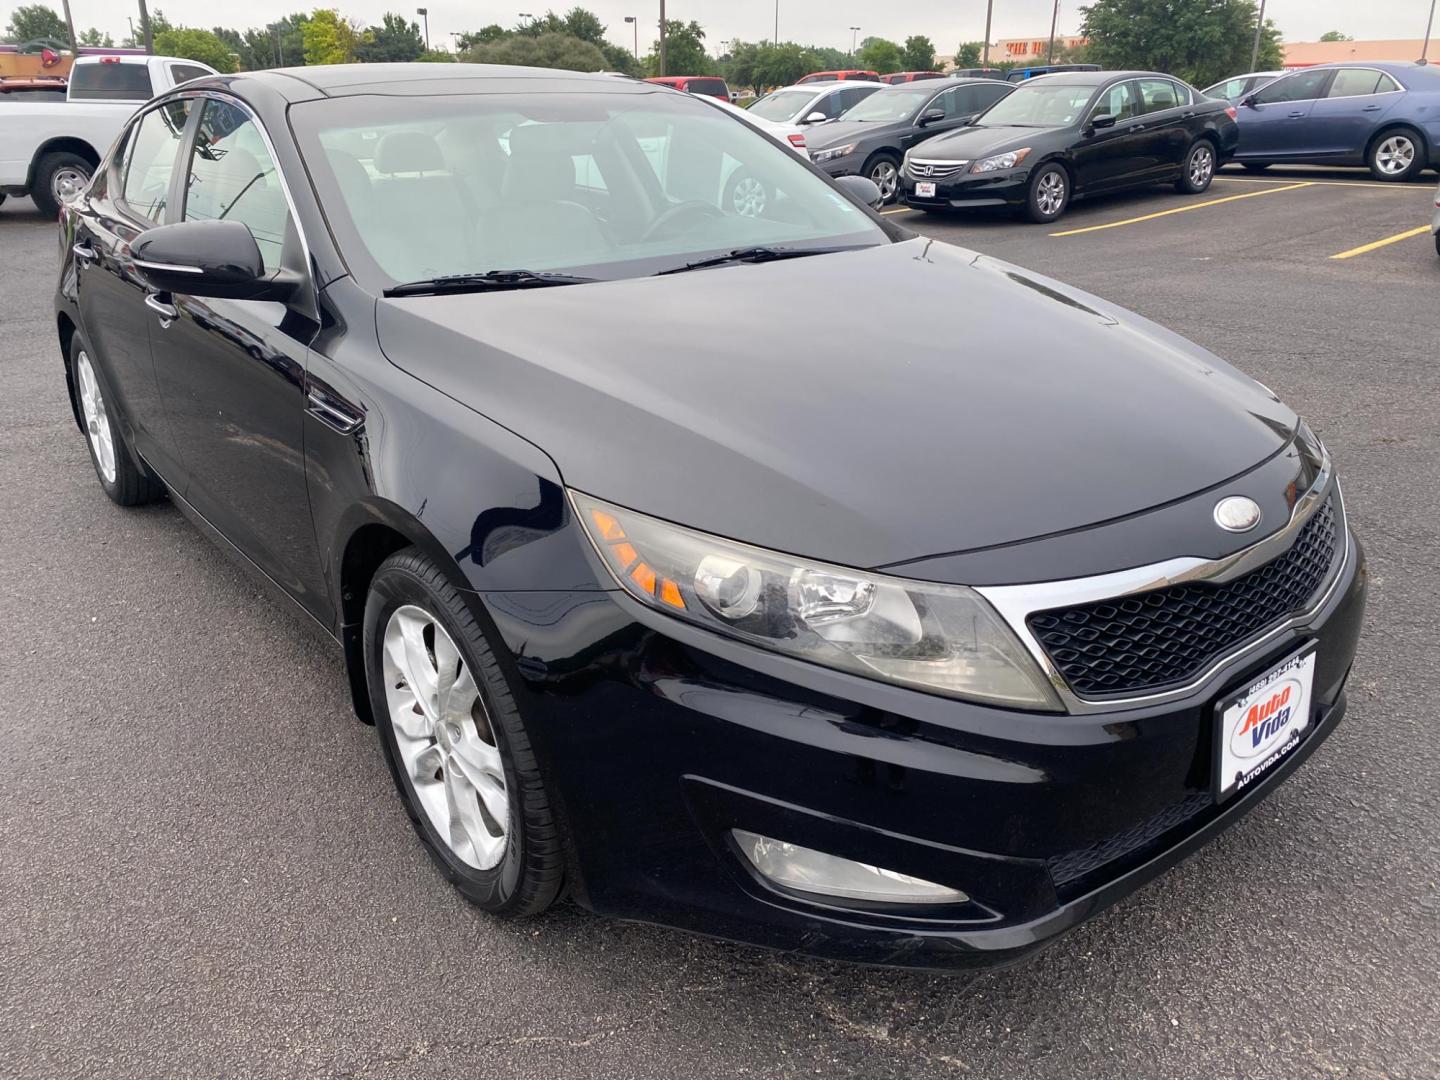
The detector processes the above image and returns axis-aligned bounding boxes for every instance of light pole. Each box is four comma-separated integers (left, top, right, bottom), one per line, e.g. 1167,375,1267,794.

1046,0,1061,64
849,26,860,57
137,0,153,54
982,0,993,65
773,0,779,44
1249,0,1267,71
658,0,666,77
1422,0,1437,62
624,15,637,58
416,7,429,49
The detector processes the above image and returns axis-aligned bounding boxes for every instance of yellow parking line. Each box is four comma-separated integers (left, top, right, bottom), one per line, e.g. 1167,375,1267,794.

1216,175,1428,191
881,207,914,216
1049,181,1314,236
1329,224,1431,260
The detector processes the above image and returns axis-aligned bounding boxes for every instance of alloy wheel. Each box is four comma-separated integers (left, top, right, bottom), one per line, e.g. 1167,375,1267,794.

1189,144,1214,187
870,160,899,202
51,165,88,206
1374,135,1415,176
1036,170,1067,216
382,604,509,870
75,350,116,484
731,175,767,217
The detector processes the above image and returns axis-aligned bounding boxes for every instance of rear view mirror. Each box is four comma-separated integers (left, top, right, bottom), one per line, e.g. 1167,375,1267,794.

917,108,946,126
834,174,884,210
802,111,828,124
130,220,296,301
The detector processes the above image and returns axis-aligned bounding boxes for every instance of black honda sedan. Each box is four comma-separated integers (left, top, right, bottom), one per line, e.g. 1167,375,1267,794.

804,77,1015,202
56,65,1364,971
901,70,1239,222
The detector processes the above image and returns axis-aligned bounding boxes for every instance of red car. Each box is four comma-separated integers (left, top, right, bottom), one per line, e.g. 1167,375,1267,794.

882,71,946,84
797,70,880,84
643,75,730,101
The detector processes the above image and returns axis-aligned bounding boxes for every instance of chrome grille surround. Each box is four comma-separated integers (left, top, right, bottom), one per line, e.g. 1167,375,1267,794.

906,158,970,181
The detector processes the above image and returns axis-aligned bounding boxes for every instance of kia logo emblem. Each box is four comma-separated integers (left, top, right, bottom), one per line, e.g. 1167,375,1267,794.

1214,496,1262,533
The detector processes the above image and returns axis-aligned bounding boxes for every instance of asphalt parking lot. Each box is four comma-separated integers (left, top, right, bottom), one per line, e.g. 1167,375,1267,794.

2,165,1438,1079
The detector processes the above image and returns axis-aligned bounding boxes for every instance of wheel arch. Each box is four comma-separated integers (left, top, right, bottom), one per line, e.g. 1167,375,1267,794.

1365,121,1429,167
57,311,83,434
28,137,102,188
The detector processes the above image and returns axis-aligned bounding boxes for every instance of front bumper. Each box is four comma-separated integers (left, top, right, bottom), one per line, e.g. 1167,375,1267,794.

480,522,1367,971
902,164,1031,210
813,153,863,178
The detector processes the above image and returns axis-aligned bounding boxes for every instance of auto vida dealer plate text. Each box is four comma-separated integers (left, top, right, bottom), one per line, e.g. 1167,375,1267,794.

915,181,937,198
1214,645,1317,802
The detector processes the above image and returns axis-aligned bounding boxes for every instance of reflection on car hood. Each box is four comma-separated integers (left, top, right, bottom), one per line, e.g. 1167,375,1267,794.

376,238,1294,570
918,124,1064,160
804,119,906,150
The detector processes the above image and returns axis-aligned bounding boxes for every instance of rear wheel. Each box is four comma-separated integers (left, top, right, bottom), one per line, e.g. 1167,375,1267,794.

1175,140,1216,194
1021,163,1069,224
864,152,901,204
365,548,565,916
70,336,165,506
723,168,770,217
32,151,91,218
1368,130,1426,181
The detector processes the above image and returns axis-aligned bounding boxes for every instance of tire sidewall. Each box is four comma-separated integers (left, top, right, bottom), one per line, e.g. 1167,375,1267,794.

1179,141,1216,193
34,151,91,219
363,559,526,909
864,152,900,204
69,333,128,501
1026,163,1069,223
1369,128,1426,182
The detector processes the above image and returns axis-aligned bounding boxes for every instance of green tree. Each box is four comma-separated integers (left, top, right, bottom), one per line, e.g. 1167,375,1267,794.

463,31,607,72
416,48,456,62
153,27,238,72
355,12,424,62
645,20,713,76
901,34,936,71
560,7,606,44
303,8,362,65
955,41,983,67
1319,31,1353,42
78,27,114,47
857,36,902,74
1078,0,1281,88
457,25,507,50
3,3,66,44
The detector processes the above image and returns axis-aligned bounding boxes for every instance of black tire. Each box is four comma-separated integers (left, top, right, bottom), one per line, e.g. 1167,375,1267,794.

863,151,901,205
1367,127,1427,182
1241,162,1270,173
1021,162,1069,224
31,151,92,219
1434,231,1440,258
1175,139,1217,194
722,167,771,217
364,548,565,916
68,334,165,506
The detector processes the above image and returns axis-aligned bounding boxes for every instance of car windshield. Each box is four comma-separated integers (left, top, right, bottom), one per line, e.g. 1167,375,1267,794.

291,90,887,290
840,85,935,123
974,81,1098,127
747,89,818,121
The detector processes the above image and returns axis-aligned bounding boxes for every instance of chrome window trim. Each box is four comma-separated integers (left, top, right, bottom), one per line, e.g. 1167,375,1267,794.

977,454,1349,716
1324,66,1407,96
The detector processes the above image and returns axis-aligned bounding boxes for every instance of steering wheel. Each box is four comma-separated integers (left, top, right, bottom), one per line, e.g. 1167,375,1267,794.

641,200,726,243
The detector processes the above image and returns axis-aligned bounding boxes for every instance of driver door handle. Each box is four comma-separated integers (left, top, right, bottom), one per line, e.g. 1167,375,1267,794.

145,292,178,328
72,242,97,262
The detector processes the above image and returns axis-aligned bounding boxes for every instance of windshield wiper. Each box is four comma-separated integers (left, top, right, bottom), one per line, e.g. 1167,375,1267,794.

656,246,852,277
383,269,598,297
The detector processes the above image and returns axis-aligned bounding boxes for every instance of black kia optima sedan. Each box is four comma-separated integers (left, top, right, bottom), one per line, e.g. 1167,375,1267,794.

901,70,1239,222
56,64,1364,971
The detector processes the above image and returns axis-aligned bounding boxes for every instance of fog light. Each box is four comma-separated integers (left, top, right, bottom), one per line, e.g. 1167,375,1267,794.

733,830,969,905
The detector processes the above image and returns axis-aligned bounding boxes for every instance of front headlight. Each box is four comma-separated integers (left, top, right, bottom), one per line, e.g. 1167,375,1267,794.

812,143,856,164
970,147,1032,173
573,492,1060,710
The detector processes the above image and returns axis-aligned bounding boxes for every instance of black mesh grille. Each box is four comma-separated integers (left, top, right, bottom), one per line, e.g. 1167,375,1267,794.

1047,792,1212,890
1027,496,1338,697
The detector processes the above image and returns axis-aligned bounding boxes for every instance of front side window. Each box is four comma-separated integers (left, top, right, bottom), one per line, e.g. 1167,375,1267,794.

1092,81,1139,122
293,90,888,288
1326,68,1386,98
182,99,292,272
119,99,192,223
974,81,1097,127
1254,70,1330,104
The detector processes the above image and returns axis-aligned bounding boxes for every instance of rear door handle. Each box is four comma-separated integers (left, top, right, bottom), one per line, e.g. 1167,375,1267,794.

1361,105,1382,112
144,292,178,328
1287,110,1306,118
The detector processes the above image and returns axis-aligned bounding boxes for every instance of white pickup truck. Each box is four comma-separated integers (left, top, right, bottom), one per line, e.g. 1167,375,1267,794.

1,53,216,218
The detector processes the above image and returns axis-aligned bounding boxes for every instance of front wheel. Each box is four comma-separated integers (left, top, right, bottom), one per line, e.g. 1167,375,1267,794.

1022,163,1069,224
365,548,565,916
723,168,771,218
32,151,92,218
1175,140,1216,194
70,335,165,506
863,152,901,204
1368,130,1426,181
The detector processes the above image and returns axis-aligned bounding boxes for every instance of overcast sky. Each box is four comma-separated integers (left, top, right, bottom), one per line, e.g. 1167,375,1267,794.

32,1,1438,58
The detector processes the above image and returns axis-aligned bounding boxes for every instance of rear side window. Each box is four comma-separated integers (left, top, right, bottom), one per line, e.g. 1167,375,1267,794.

119,100,191,223
69,62,153,101
1326,69,1387,98
183,100,292,272
169,63,210,86
1136,78,1185,113
1254,70,1330,104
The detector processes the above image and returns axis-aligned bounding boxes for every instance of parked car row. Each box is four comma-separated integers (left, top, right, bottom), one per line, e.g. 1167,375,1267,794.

51,62,1367,973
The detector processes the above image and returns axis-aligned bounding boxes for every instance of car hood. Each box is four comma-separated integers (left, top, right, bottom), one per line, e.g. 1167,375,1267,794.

805,119,908,150
920,124,1066,160
375,239,1294,573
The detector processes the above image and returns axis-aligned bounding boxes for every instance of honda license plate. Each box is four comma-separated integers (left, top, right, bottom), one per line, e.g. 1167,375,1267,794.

1214,646,1317,802
915,181,936,198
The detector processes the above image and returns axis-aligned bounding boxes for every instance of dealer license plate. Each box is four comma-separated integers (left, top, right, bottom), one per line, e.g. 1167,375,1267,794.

1214,646,1317,802
915,181,937,198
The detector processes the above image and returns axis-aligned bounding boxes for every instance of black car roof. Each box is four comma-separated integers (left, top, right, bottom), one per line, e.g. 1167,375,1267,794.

223,63,657,101
1027,70,1175,88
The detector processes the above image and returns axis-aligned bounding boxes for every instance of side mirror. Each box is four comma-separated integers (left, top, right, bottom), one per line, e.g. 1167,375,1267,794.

802,110,828,124
1241,93,1259,107
129,219,295,301
834,173,884,210
1090,113,1117,130
917,108,946,126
